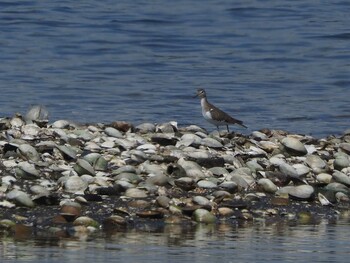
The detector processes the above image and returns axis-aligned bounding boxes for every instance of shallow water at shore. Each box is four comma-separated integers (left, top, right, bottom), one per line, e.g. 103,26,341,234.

2,217,350,263
0,0,350,138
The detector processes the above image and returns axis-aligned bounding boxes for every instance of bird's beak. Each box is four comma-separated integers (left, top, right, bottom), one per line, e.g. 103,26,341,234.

193,93,199,98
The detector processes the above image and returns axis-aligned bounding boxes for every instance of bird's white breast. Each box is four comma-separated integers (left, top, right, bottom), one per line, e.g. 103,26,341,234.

201,98,226,126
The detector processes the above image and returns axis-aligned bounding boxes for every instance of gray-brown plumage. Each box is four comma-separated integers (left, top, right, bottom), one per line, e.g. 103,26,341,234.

194,88,247,132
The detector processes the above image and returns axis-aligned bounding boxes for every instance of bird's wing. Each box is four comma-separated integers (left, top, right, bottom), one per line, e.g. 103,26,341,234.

208,103,246,127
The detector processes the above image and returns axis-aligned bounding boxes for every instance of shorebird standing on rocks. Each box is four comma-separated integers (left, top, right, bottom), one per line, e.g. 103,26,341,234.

194,88,247,133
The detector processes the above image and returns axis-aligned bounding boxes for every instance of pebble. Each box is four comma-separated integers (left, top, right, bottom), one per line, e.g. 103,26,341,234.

125,188,148,198
197,180,217,189
135,123,156,133
257,178,278,193
18,144,41,162
316,173,332,184
332,171,350,187
333,153,350,171
7,190,35,208
74,159,96,176
104,127,123,138
16,161,40,179
305,155,327,171
193,196,210,206
193,208,216,224
64,175,88,194
0,108,349,238
281,137,307,156
145,174,170,186
278,185,315,200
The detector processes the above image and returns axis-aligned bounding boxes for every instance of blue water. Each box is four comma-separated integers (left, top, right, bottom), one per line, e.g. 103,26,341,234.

1,1,350,137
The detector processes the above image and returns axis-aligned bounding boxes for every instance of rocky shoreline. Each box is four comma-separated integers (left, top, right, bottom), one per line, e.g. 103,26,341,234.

1,107,350,239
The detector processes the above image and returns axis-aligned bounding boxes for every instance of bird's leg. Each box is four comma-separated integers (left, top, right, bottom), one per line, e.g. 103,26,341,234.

226,125,230,133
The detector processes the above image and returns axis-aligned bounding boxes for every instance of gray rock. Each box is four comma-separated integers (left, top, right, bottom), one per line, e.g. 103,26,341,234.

74,129,94,141
73,159,96,176
10,117,24,128
7,190,35,208
332,171,350,186
197,180,217,189
129,149,149,163
193,208,216,223
193,196,210,206
57,145,77,160
335,192,350,203
340,143,350,154
115,180,135,190
219,181,238,193
16,161,40,179
185,150,210,160
246,159,264,173
288,185,315,200
278,161,303,182
125,188,148,198
156,196,170,208
135,123,156,133
174,177,196,190
257,178,278,193
177,159,206,179
100,140,115,148
114,165,138,175
208,167,229,176
114,138,137,150
17,144,40,162
151,134,178,146
277,185,314,200
258,141,279,152
334,153,350,171
84,153,108,171
201,137,223,148
136,143,157,154
30,185,50,196
156,122,177,133
105,127,123,138
293,163,310,177
52,120,71,129
176,134,202,147
316,173,332,184
251,131,268,140
140,161,165,177
146,174,170,186
64,175,88,194
281,137,307,156
305,155,327,171
25,105,49,123
21,124,41,137
114,172,142,184
1,175,17,185
325,182,349,194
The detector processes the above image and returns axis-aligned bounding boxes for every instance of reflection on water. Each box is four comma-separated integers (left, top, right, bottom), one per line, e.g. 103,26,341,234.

2,216,350,263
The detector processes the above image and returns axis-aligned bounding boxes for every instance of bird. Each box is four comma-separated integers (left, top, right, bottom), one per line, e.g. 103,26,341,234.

194,88,247,132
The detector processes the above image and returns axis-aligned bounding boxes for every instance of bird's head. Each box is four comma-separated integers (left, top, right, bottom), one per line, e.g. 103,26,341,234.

194,88,206,99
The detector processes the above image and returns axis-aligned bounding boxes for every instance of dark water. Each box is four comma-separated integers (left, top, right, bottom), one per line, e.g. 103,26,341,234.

2,217,350,263
0,0,349,137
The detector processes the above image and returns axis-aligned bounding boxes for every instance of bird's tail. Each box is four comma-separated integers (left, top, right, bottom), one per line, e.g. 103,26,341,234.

237,120,247,129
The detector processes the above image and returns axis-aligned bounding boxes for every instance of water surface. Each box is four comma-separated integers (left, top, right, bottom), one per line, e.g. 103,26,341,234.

0,1,349,137
1,218,350,263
